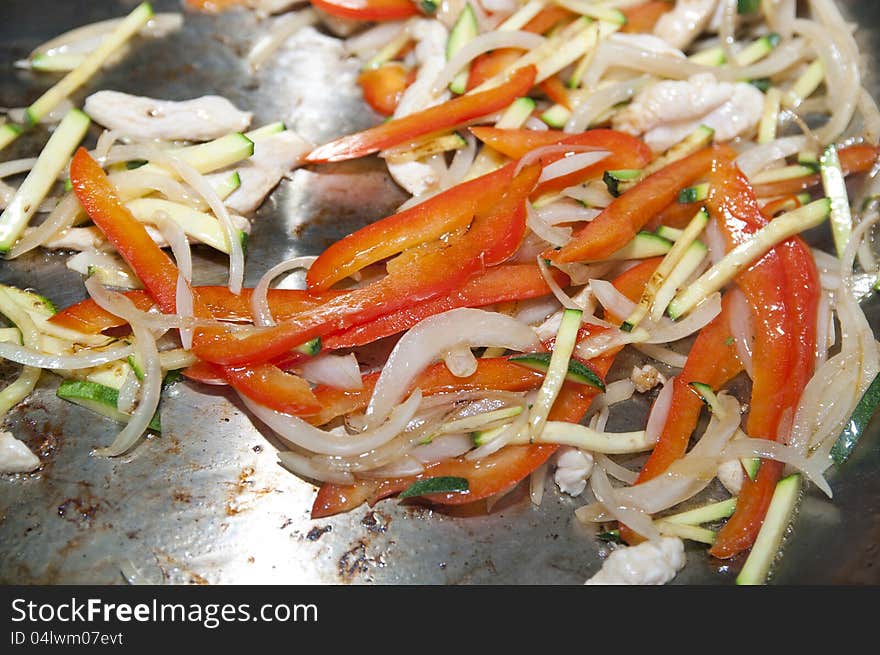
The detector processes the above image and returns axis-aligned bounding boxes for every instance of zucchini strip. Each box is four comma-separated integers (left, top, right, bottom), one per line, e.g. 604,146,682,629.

736,474,802,585
668,199,831,319
26,2,154,124
0,288,42,420
819,144,853,258
0,108,91,252
528,307,582,439
0,123,22,154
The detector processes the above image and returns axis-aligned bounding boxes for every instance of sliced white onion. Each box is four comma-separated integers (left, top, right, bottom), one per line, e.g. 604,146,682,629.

431,30,545,94
527,202,572,249
536,256,580,309
530,461,548,506
442,131,477,189
8,193,82,258
736,136,809,178
516,144,605,176
277,450,355,485
720,438,832,497
248,8,319,70
565,76,649,134
538,151,610,184
0,157,39,180
116,366,140,414
296,353,362,391
562,181,615,208
644,375,675,447
590,463,659,540
0,341,134,370
251,256,316,327
727,288,754,379
536,199,601,225
443,344,478,378
632,343,688,369
153,214,194,350
244,389,422,457
104,144,245,295
366,308,540,427
574,326,649,360
410,433,474,463
596,453,638,485
84,277,163,457
524,116,549,131
66,251,141,290
344,21,407,57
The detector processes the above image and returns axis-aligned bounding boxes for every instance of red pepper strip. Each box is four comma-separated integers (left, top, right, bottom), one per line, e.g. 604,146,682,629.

309,266,643,518
310,342,615,517
546,144,736,264
651,200,703,230
761,194,807,217
191,165,540,367
706,162,801,559
50,290,155,334
752,144,879,198
49,286,344,335
324,264,569,349
621,1,673,33
468,127,653,197
308,0,419,21
306,163,516,292
184,0,248,13
357,63,413,116
306,65,537,163
635,294,744,484
70,149,180,314
522,6,576,34
538,78,572,110
466,49,525,92
69,148,321,416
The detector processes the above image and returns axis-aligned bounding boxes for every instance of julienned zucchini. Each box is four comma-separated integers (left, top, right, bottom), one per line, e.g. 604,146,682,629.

0,123,21,153
623,209,709,330
509,351,605,391
688,381,724,415
295,337,322,356
56,379,161,432
212,171,242,201
652,240,707,321
603,231,673,261
662,497,738,526
435,405,524,439
528,308,583,438
689,47,726,66
831,372,880,464
678,183,710,204
541,104,571,129
603,169,643,197
819,144,853,258
750,164,816,185
245,121,286,142
667,199,832,319
0,327,22,345
125,198,239,254
463,98,536,181
447,3,478,94
734,33,780,66
25,2,154,124
1,285,57,316
738,0,760,13
0,108,90,253
736,473,801,585
399,476,469,498
555,0,625,24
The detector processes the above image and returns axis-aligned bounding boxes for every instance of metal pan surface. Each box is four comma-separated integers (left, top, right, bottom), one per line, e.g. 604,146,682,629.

1,0,878,585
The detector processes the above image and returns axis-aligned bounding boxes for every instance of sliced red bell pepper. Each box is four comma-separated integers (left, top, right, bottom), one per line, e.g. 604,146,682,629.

468,127,653,197
306,163,516,292
50,286,344,335
635,293,743,484
651,200,703,230
306,65,537,163
523,6,575,34
309,0,419,21
760,194,807,217
466,48,525,92
621,1,673,33
538,78,572,110
546,144,736,264
704,162,810,560
357,63,414,116
69,148,321,416
192,165,540,367
324,263,569,349
752,144,879,198
70,148,181,314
